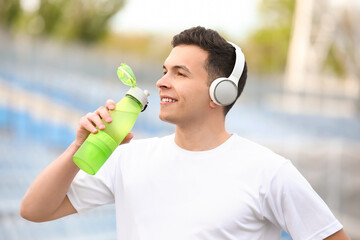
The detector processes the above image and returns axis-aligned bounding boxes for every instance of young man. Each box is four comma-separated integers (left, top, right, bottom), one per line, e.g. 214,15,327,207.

21,26,349,240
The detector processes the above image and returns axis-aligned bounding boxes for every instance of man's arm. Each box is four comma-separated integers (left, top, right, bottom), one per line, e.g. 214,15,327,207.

20,100,123,222
20,141,81,222
324,229,350,240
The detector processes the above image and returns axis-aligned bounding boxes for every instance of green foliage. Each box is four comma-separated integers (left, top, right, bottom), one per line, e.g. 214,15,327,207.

56,0,125,43
38,0,68,35
0,0,125,43
245,26,291,74
0,0,22,27
244,0,295,74
324,45,346,77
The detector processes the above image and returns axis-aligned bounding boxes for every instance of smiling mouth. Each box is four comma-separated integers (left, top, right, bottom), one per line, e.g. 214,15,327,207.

161,97,177,103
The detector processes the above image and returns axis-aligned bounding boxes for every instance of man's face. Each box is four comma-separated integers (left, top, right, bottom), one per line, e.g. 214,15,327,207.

156,44,212,127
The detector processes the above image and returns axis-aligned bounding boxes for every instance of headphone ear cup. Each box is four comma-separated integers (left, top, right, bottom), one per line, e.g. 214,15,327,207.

209,78,238,106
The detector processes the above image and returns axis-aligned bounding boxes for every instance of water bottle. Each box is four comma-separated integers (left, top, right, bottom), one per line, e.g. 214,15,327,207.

73,87,149,175
73,63,149,175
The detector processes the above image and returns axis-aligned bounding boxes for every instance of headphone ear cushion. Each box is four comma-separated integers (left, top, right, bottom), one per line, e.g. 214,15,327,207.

209,78,238,106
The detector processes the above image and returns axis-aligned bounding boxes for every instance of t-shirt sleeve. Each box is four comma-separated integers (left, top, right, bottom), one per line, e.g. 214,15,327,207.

67,147,120,213
261,161,343,240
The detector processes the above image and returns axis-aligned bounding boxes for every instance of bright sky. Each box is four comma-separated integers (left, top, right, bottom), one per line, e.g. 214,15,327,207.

110,0,261,40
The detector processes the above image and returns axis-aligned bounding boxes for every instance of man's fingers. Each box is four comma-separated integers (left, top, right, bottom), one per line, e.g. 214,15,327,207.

106,99,116,111
96,106,112,123
78,100,116,136
121,133,134,144
79,115,98,133
85,112,105,130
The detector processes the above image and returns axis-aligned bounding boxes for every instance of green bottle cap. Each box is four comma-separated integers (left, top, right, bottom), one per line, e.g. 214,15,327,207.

117,63,137,87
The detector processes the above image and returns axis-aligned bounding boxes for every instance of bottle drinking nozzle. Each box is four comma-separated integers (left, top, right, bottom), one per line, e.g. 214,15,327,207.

73,63,149,175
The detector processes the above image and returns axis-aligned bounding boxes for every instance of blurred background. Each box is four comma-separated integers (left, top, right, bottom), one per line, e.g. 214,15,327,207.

0,0,359,239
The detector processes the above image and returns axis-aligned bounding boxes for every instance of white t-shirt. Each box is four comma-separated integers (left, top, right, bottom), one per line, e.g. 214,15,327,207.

68,134,342,240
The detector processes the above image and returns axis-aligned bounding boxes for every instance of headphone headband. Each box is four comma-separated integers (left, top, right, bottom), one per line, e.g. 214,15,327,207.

227,41,245,84
209,41,246,106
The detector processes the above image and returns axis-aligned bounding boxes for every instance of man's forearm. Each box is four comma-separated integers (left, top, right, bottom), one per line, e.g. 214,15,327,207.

20,141,81,222
324,229,350,240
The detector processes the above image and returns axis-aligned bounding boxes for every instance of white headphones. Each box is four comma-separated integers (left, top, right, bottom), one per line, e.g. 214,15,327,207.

209,41,245,106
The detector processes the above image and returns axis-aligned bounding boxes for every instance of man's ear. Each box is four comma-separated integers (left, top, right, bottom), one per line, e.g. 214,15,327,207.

209,100,219,109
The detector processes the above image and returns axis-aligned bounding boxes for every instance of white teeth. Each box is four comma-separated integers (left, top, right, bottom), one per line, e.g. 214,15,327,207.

161,98,176,103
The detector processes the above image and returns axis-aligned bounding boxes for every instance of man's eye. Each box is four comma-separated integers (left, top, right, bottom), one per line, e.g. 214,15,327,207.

163,71,167,75
177,72,185,77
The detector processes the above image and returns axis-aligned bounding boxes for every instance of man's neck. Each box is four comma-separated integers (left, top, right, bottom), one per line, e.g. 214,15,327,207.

174,122,231,151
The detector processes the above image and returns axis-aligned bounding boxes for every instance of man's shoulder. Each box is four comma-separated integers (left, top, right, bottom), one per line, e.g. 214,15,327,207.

230,134,280,155
230,134,289,168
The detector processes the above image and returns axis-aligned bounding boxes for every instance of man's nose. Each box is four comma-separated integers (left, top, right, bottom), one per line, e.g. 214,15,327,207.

156,75,170,89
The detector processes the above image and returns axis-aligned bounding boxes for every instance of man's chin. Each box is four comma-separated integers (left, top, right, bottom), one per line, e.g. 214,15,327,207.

158,114,176,124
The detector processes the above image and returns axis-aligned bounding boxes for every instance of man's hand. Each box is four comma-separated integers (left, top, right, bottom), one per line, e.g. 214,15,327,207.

75,99,133,147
